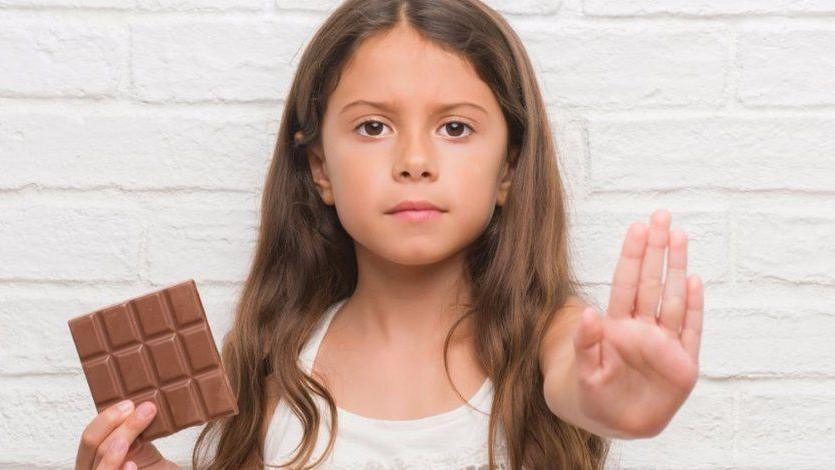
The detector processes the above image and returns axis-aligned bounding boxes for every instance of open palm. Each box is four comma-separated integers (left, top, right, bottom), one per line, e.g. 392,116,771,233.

572,209,704,439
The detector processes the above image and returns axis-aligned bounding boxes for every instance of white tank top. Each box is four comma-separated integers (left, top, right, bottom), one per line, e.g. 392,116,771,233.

263,297,510,469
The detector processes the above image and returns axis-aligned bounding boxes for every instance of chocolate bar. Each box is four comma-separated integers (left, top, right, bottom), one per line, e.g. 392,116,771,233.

67,279,238,442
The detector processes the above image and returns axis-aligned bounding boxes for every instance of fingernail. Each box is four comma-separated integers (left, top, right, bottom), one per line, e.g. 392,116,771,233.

137,401,155,418
125,462,137,470
117,400,134,413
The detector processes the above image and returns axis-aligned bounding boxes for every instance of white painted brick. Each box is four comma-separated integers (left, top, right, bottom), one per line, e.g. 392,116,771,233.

613,380,734,469
702,308,835,378
588,116,835,192
571,209,728,285
0,376,97,468
739,28,835,106
145,206,258,282
583,0,835,16
483,0,564,15
0,0,129,8
0,21,127,97
0,0,262,8
275,0,343,10
135,0,263,11
515,25,729,107
0,109,275,191
131,19,315,102
734,380,835,467
736,212,835,284
0,203,142,281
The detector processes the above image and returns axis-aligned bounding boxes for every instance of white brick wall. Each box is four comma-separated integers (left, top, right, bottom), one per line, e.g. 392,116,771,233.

1,0,833,468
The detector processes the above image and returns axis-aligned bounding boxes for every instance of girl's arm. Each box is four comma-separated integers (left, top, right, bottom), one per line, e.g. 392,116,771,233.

538,298,621,438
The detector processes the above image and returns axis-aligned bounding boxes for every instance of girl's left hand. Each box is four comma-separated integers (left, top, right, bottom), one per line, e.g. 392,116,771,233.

572,209,704,439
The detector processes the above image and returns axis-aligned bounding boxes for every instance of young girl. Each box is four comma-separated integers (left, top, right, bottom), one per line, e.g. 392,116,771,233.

75,0,704,468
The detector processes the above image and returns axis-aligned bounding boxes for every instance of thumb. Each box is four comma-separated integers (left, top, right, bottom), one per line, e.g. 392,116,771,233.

573,307,603,379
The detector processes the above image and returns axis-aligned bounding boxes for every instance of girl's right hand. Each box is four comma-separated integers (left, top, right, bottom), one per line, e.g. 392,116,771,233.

75,399,169,470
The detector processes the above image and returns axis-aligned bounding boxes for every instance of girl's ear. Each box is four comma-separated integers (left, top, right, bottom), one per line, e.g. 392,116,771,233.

297,131,335,206
496,146,518,207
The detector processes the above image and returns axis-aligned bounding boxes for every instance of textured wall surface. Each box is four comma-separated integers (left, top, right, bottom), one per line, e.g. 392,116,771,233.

1,0,834,468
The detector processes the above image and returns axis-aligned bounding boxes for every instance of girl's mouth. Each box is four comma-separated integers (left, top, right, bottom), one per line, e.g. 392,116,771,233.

387,209,443,222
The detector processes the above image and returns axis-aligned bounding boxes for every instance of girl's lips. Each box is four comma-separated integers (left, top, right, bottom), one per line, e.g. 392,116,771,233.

387,209,443,222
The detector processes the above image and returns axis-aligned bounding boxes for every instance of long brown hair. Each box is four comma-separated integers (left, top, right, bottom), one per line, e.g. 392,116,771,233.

192,0,610,468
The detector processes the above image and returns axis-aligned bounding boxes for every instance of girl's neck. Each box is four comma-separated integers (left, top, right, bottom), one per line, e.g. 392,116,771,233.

345,244,474,348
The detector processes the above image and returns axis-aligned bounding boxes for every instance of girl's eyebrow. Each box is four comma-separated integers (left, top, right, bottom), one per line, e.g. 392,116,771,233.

339,99,488,116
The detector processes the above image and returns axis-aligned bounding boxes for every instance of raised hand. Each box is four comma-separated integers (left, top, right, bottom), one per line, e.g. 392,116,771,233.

572,209,704,439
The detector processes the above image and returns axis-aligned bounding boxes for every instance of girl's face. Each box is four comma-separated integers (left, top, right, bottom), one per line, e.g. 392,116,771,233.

306,23,515,266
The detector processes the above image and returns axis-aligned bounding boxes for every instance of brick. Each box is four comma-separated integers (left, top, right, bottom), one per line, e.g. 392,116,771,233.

516,25,728,107
702,309,835,377
145,207,258,282
136,0,262,11
736,212,835,284
0,109,275,191
584,0,835,16
131,19,314,102
613,380,734,468
739,29,835,106
735,380,835,467
0,21,127,97
0,203,141,281
588,116,835,192
0,0,129,9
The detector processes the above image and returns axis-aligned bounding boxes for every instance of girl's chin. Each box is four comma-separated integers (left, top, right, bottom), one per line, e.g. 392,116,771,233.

375,245,457,267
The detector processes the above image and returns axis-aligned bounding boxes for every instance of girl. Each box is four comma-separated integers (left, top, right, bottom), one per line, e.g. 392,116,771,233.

75,0,704,468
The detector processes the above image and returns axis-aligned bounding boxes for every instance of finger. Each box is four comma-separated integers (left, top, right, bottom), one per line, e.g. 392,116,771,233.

94,438,130,470
635,209,672,323
93,401,157,469
125,439,165,468
76,400,135,469
607,222,650,319
681,274,704,362
126,439,141,457
598,323,627,385
657,229,689,339
573,307,603,381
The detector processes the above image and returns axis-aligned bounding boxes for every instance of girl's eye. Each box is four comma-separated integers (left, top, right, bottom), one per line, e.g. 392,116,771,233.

354,120,474,139
438,121,473,138
355,120,391,137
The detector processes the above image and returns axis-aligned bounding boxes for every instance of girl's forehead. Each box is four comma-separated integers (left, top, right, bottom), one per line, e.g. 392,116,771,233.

324,23,499,109
329,48,499,117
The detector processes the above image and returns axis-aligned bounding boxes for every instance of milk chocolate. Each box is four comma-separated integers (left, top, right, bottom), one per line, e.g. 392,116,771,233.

68,279,238,441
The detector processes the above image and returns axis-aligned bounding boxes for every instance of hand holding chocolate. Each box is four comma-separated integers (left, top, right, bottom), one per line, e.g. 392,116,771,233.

68,279,239,442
